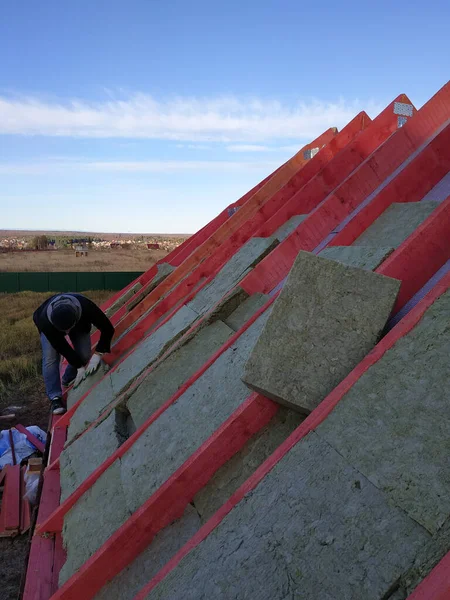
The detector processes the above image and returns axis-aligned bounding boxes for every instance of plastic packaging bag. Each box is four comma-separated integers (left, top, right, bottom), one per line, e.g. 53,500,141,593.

0,426,47,468
24,464,40,505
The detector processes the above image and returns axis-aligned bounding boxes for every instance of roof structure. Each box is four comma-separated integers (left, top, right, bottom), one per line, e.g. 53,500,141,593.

22,81,450,600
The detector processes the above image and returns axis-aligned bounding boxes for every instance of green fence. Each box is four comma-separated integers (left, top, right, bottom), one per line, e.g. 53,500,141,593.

0,272,144,293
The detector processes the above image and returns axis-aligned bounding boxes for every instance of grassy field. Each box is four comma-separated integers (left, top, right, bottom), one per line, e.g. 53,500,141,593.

0,290,112,428
0,247,169,272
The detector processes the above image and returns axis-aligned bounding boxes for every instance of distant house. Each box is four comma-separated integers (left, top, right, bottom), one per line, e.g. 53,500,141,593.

75,245,88,257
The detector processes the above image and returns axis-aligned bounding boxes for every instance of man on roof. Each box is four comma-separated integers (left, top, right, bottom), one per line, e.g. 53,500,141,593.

33,293,115,415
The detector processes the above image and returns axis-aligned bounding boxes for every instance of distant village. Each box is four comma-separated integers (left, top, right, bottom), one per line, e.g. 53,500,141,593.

0,234,185,253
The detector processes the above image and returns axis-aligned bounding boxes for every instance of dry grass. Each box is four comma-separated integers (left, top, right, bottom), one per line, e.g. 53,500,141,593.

0,290,112,399
0,248,169,272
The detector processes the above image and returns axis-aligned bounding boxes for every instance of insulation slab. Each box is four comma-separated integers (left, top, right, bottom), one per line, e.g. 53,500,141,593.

127,263,174,312
94,505,201,600
60,460,130,585
147,432,429,600
67,305,198,442
111,305,198,396
92,411,303,598
126,320,235,429
243,251,400,413
223,292,270,332
318,245,394,271
193,407,303,522
187,237,278,316
67,373,115,442
273,214,307,241
105,282,143,318
120,308,273,515
317,289,450,534
60,409,127,502
66,361,110,410
353,202,439,248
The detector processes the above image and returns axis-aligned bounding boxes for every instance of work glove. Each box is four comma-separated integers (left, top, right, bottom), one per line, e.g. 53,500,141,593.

73,367,86,389
85,353,102,377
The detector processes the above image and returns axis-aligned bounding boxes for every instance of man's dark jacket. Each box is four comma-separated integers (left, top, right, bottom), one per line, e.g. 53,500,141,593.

33,293,115,368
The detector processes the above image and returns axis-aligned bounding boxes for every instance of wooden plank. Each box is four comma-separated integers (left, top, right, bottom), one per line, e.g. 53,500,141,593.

48,426,67,466
15,424,46,454
0,465,8,486
22,536,55,600
0,488,5,535
9,429,17,465
23,460,61,599
36,469,61,527
0,466,9,536
52,533,67,595
28,458,43,473
132,272,450,600
0,413,16,422
49,394,278,600
20,465,31,534
2,464,20,531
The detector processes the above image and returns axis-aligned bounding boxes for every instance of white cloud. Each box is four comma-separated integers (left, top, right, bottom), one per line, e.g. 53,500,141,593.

85,159,277,173
0,92,383,142
0,158,280,176
226,144,303,153
187,144,210,150
227,144,272,152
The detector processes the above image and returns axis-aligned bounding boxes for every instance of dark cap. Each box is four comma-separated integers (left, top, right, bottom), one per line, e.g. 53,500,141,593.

47,295,82,332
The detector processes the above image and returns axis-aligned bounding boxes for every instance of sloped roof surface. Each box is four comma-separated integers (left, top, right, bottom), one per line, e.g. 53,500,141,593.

23,81,450,600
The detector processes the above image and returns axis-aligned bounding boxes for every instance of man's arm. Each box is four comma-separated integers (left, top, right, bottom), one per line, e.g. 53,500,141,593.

82,299,115,354
41,327,85,368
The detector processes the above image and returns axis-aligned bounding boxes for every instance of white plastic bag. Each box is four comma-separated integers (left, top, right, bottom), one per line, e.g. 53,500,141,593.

24,465,40,505
0,426,47,468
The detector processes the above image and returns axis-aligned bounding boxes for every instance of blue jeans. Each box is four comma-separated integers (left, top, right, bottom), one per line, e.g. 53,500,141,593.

40,332,91,401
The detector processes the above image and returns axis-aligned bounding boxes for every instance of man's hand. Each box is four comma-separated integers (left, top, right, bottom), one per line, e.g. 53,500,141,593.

85,353,102,377
73,367,86,388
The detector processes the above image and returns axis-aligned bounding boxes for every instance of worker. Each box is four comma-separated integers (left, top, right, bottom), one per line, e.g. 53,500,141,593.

33,293,115,415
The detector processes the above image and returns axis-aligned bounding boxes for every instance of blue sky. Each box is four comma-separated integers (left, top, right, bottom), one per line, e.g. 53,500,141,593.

0,0,448,233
